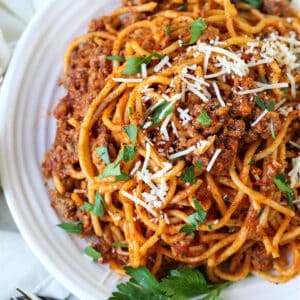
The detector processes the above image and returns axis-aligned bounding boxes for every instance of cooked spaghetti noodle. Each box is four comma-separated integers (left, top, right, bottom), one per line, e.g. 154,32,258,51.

42,0,300,283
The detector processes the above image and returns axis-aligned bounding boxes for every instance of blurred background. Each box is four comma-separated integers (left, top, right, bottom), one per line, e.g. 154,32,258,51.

0,1,75,299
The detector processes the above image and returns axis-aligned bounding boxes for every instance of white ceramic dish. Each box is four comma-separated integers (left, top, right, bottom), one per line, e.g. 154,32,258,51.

1,1,300,299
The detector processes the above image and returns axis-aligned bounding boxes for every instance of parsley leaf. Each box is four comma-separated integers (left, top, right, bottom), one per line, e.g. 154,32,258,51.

177,3,188,11
124,124,138,145
189,19,207,44
128,106,133,116
266,101,275,112
195,160,203,170
107,55,125,62
99,163,122,179
93,191,105,217
165,24,171,36
284,87,289,94
96,146,110,164
193,197,207,224
260,76,268,83
273,173,294,208
240,0,263,9
115,172,131,182
151,101,174,125
80,202,93,212
248,160,256,166
160,267,207,298
109,266,230,300
125,266,161,292
180,166,197,184
180,197,206,236
112,242,128,248
122,146,136,162
84,246,102,260
123,53,165,75
255,96,265,110
180,223,197,236
57,221,83,234
198,110,212,126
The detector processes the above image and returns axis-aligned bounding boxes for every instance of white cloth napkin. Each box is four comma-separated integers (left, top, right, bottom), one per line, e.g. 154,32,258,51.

0,1,77,299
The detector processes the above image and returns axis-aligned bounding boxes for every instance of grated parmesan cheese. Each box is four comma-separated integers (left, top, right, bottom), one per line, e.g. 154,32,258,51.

141,63,147,78
251,109,269,127
289,141,300,150
169,146,195,160
154,55,170,72
236,82,289,95
171,121,179,138
121,191,157,217
288,156,300,188
206,149,222,172
177,107,193,125
130,161,142,175
212,81,226,107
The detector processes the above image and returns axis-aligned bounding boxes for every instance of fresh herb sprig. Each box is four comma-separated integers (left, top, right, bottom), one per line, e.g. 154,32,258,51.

109,266,229,300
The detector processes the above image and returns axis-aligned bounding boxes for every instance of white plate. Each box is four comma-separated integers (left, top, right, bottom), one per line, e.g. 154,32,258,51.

0,1,300,299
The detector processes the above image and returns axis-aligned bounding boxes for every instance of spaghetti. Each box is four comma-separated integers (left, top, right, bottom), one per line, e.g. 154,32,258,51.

42,0,300,283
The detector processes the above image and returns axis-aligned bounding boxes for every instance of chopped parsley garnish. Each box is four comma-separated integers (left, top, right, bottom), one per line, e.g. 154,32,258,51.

189,19,207,44
150,101,174,126
208,223,212,230
266,101,275,112
180,166,197,184
93,191,105,217
96,146,110,164
57,221,83,234
260,76,268,84
180,197,206,236
255,96,265,110
122,145,137,162
128,106,133,116
80,202,93,212
180,223,197,236
273,173,294,208
123,53,165,75
248,160,256,166
192,197,207,224
255,96,275,112
99,163,122,179
84,246,102,260
115,172,131,182
109,266,230,300
240,0,263,9
198,110,212,126
112,242,129,248
81,192,107,216
124,124,138,145
165,24,171,36
107,55,125,62
284,87,289,94
270,119,276,139
195,160,203,171
177,3,188,11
